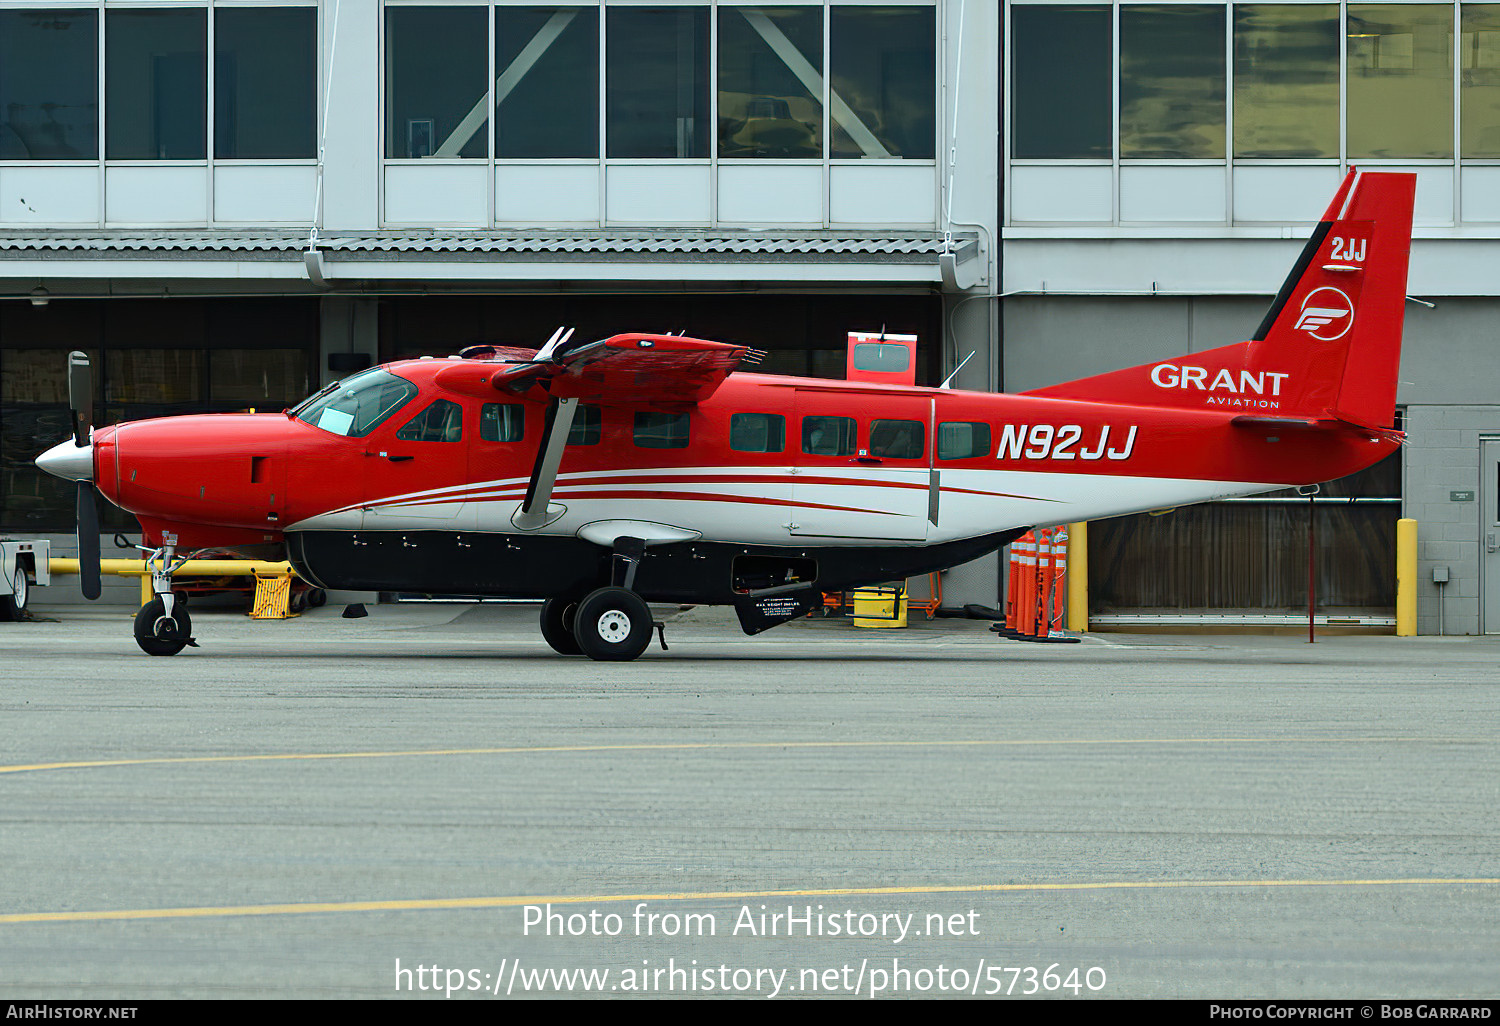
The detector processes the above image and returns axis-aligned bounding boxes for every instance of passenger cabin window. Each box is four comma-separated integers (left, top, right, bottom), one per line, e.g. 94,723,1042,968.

938,421,991,460
568,404,601,445
480,403,525,442
396,399,464,442
868,419,924,459
802,415,856,456
293,368,417,438
634,411,690,448
729,413,785,453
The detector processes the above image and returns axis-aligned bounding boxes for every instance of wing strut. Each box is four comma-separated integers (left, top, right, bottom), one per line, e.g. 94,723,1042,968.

512,396,577,531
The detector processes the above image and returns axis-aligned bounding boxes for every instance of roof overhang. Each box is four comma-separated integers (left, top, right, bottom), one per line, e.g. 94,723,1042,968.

0,229,980,288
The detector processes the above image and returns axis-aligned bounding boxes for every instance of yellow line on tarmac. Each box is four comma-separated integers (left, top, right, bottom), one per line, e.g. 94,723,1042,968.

0,735,1476,777
3,878,1497,925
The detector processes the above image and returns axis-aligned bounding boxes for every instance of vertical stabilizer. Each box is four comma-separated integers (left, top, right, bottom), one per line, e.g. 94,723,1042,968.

1024,170,1415,430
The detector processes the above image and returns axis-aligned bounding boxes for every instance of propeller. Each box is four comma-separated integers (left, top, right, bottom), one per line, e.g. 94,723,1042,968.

66,351,101,600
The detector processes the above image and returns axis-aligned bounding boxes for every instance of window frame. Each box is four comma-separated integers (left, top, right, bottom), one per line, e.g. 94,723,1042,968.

377,0,941,229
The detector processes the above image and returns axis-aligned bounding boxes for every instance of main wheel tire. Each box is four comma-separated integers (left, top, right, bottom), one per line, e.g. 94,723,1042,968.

0,566,29,621
573,587,653,662
540,595,584,655
133,597,192,657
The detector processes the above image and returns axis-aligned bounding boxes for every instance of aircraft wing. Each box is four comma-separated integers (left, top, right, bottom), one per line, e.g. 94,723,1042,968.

489,333,764,406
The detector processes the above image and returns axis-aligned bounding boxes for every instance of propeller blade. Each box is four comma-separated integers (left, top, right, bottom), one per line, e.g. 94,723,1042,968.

67,351,92,448
76,482,101,600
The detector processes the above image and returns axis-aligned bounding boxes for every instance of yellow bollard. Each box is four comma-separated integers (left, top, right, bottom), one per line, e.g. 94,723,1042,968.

1066,521,1089,633
1396,518,1417,637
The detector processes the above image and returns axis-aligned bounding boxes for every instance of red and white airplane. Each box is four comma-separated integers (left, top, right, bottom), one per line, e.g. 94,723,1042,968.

36,170,1413,660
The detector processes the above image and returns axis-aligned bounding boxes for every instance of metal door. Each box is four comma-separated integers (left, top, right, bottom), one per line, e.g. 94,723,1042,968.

789,390,930,541
1483,440,1500,633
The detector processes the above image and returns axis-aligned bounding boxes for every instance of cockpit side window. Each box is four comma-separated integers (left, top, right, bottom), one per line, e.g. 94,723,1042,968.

293,369,418,438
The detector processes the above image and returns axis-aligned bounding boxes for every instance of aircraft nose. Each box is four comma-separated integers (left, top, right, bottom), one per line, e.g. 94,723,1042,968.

36,438,94,483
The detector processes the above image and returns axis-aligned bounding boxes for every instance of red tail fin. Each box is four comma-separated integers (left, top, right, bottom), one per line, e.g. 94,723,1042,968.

1024,170,1415,430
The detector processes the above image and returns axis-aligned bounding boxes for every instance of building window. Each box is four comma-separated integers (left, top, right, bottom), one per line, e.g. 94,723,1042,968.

386,5,489,158
1011,5,1112,159
0,9,97,160
1233,4,1340,158
829,5,935,158
607,6,710,158
1462,4,1500,157
729,412,786,452
718,6,823,159
634,411,691,448
495,6,599,159
1120,5,1225,159
106,9,207,160
1347,4,1454,158
214,7,317,160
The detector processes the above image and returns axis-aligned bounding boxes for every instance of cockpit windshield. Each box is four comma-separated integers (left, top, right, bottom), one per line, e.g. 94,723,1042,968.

292,368,418,437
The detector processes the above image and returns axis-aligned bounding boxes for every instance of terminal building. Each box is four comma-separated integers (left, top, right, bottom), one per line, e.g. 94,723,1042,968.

0,0,1492,633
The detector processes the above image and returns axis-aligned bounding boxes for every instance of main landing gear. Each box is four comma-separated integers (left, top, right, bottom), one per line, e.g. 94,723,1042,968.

538,537,667,662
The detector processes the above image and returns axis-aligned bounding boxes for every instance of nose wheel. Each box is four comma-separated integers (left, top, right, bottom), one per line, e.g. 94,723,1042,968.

133,595,194,656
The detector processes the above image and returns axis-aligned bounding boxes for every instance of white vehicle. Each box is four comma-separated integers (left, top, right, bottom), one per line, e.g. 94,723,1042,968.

0,539,50,621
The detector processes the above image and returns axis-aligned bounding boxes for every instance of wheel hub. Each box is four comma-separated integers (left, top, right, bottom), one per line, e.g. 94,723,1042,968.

596,609,632,644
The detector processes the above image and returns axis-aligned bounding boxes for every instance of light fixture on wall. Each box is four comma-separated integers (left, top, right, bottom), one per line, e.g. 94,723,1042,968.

28,286,49,307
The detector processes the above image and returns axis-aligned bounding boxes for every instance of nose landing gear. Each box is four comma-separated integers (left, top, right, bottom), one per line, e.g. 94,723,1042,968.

130,535,197,656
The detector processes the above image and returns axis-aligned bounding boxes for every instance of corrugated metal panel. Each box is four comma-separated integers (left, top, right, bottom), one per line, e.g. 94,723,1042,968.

0,230,969,257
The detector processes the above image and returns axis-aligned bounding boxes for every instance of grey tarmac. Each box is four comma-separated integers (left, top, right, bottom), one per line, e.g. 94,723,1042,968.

1,603,1496,999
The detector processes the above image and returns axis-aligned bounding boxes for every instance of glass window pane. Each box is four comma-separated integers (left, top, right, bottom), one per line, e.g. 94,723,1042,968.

802,415,856,456
851,342,910,372
938,421,990,460
214,7,316,159
730,412,785,452
294,368,418,438
396,399,464,442
106,9,207,159
830,6,935,159
869,419,923,459
1120,5,1225,159
481,403,526,442
496,7,598,158
1463,4,1500,157
0,9,97,159
607,7,709,158
634,411,690,448
568,404,601,445
1234,5,1340,158
719,7,822,158
1011,5,1112,159
1348,4,1454,158
386,6,489,159
105,350,203,405
209,350,310,407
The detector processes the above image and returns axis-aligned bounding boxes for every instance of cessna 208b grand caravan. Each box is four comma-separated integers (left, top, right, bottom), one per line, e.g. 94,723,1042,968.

36,170,1413,660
